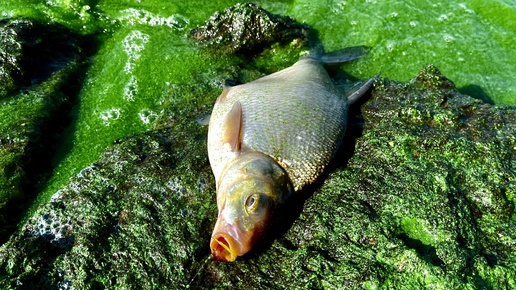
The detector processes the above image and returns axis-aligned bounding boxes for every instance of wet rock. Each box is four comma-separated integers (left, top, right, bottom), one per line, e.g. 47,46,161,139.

1,65,514,289
190,3,309,55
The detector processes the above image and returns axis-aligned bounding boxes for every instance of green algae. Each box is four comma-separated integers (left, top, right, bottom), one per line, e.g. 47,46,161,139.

0,1,515,288
287,0,516,105
0,61,80,243
0,21,23,99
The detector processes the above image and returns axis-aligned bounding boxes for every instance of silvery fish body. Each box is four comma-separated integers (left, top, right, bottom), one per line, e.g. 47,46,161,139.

209,57,348,191
207,47,375,262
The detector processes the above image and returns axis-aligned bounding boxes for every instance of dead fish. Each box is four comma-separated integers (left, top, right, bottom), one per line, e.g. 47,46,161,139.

207,46,377,262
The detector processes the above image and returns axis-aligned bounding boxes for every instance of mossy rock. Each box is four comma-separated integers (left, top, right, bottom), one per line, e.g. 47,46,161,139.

190,2,310,55
1,65,514,289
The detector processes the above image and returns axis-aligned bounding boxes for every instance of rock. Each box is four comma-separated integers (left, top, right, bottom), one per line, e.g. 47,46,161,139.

0,123,217,288
0,20,24,99
0,19,84,99
0,19,90,244
1,65,514,289
190,3,310,55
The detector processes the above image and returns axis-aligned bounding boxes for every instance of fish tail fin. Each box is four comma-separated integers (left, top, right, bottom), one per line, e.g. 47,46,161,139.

346,72,381,105
305,46,369,64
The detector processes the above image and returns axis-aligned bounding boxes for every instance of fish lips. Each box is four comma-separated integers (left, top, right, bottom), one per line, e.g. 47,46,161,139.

210,217,252,262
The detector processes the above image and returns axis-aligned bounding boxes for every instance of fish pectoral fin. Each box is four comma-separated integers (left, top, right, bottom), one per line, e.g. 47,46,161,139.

346,72,381,105
222,101,243,152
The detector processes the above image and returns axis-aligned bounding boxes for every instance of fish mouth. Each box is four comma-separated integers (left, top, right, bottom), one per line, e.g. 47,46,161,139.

210,219,251,262
210,233,239,262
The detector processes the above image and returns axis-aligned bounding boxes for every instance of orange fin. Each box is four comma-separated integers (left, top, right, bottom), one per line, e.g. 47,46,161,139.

222,101,243,152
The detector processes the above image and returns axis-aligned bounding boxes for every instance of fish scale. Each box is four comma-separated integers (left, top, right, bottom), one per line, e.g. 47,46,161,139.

209,58,347,191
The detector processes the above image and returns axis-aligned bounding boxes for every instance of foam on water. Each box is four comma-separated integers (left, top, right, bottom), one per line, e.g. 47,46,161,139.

138,109,158,125
124,76,138,101
122,30,149,73
118,8,188,29
99,108,121,126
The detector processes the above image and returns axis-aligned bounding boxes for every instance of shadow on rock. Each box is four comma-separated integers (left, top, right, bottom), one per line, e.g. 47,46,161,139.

458,84,494,105
0,18,101,245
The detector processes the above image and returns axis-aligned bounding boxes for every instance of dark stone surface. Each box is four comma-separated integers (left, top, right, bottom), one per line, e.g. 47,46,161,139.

190,3,310,55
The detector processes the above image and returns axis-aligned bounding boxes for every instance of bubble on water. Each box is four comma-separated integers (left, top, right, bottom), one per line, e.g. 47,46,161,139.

138,109,158,125
458,3,474,13
332,1,347,13
27,211,74,250
437,14,449,22
166,176,187,198
51,190,63,202
78,165,96,178
122,30,149,57
122,30,150,73
69,181,83,194
99,108,122,126
390,12,399,18
457,51,465,62
409,20,417,27
386,41,395,52
124,76,138,101
443,33,455,43
124,61,135,73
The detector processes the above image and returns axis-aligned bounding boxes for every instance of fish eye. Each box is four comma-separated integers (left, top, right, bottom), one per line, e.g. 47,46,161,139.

245,193,260,213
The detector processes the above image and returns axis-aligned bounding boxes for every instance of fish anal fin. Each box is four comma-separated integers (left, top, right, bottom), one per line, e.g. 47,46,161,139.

222,101,243,152
346,73,380,105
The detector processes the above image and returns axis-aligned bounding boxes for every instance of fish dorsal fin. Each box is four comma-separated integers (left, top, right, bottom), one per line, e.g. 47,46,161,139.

222,101,243,152
215,86,232,104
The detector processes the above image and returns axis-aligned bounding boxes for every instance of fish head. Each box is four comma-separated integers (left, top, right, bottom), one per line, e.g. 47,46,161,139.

210,152,294,262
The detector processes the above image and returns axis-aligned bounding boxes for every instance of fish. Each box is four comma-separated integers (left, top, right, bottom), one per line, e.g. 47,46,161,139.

207,46,377,262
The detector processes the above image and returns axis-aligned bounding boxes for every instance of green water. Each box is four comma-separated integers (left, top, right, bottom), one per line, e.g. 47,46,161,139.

1,0,515,212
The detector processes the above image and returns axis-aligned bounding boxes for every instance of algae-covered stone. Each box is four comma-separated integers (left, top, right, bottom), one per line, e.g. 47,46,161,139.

1,65,514,289
0,19,89,244
0,124,217,289
0,19,84,99
0,20,24,100
190,2,309,55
